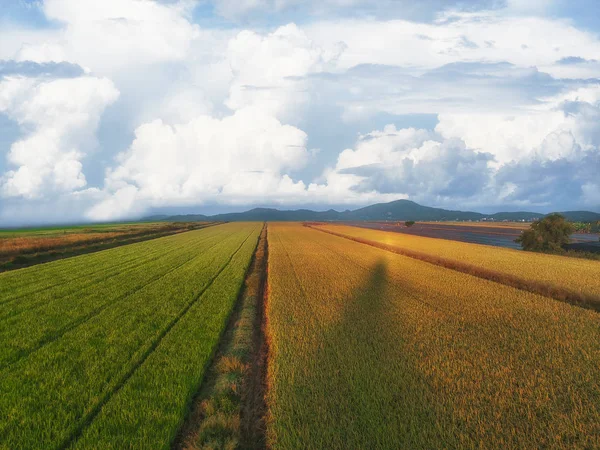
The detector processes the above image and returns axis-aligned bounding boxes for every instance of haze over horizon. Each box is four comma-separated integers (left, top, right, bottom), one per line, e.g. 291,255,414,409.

1,0,600,225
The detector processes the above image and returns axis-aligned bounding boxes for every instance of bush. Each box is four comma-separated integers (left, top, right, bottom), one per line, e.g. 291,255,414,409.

572,222,592,233
405,221,416,228
516,214,574,252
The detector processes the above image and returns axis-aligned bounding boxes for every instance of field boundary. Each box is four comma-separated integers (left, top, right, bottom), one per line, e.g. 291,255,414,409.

307,224,600,313
242,223,269,449
59,227,255,450
173,223,269,450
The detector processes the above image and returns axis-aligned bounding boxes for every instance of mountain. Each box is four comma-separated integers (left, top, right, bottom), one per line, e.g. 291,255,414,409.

162,208,343,222
156,214,210,222
145,200,600,223
343,200,484,221
143,214,171,221
559,211,600,222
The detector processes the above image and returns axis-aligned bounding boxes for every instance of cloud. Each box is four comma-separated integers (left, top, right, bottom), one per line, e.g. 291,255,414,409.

87,107,310,220
1,3,600,223
312,61,582,123
211,0,500,21
0,60,85,78
9,0,200,75
557,56,598,65
305,13,600,79
436,85,600,164
495,147,599,207
322,125,494,204
315,106,599,211
226,23,341,122
0,74,119,198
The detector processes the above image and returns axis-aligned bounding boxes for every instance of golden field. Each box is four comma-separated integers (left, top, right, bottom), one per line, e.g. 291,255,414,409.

266,223,600,449
313,223,600,303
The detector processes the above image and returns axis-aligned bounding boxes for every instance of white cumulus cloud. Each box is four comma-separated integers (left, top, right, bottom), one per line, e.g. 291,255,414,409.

226,23,341,122
88,107,309,220
0,75,119,199
10,0,200,76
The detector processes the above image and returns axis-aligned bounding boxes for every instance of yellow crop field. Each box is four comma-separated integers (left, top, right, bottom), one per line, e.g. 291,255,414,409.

266,223,600,449
313,223,600,302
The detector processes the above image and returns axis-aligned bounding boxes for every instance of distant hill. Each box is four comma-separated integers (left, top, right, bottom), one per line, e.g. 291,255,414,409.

344,200,484,221
142,214,172,222
158,214,210,222
145,200,600,223
559,211,600,222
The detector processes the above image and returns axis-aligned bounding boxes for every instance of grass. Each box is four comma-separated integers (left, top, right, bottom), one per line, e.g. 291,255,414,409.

0,221,171,236
0,221,213,271
0,222,262,450
311,223,600,309
266,223,600,449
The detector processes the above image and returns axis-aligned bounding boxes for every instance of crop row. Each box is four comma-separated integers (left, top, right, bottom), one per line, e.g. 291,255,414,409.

312,224,600,303
267,223,600,449
0,222,262,449
0,226,231,369
0,225,222,301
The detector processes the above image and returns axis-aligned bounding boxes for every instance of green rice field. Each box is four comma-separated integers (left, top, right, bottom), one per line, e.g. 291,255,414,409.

0,222,261,449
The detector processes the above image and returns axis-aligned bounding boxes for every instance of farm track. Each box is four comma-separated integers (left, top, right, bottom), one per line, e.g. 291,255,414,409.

173,224,269,450
0,229,233,371
60,227,257,450
309,225,600,312
241,225,270,450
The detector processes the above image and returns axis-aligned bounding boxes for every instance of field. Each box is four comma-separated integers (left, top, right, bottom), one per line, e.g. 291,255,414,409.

313,223,600,308
0,221,212,271
2,220,600,449
423,221,532,229
0,222,262,449
266,223,600,448
350,221,599,250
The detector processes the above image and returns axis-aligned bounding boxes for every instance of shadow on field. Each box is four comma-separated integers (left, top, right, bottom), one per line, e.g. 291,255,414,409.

297,259,456,448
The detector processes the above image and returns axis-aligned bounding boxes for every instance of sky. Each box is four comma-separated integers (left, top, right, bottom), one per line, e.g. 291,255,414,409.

0,0,599,225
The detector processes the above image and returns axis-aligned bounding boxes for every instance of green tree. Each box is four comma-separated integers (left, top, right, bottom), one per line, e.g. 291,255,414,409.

516,213,574,252
405,221,416,227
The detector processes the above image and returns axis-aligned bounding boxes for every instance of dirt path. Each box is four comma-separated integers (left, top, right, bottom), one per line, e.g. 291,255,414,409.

173,223,269,449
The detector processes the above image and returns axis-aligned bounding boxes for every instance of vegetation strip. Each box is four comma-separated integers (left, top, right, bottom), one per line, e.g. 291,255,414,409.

175,223,268,450
60,227,256,450
308,224,600,312
72,224,262,449
0,224,259,449
0,231,228,371
0,222,219,272
0,227,226,310
0,229,232,371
